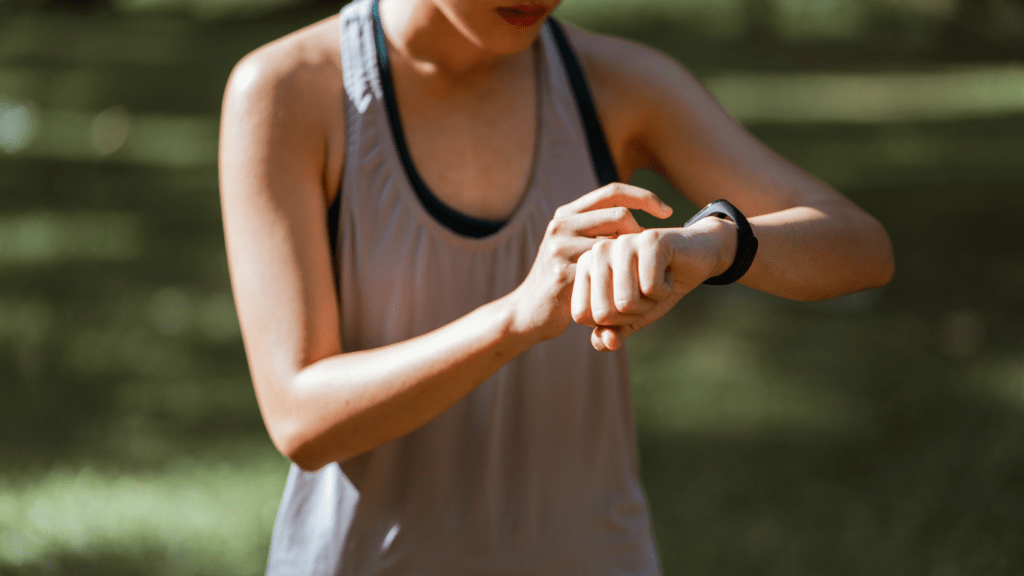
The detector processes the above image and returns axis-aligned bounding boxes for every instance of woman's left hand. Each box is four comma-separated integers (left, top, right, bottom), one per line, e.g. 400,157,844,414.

571,216,736,352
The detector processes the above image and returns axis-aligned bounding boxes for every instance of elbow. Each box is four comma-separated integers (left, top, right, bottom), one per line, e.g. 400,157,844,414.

268,412,362,472
267,417,335,472
824,211,895,298
792,223,895,302
260,369,357,472
267,420,317,472
790,255,894,303
273,427,341,472
285,443,333,473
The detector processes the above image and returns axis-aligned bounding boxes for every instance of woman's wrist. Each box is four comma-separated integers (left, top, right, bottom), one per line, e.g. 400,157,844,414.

707,216,739,278
496,288,558,349
667,216,738,281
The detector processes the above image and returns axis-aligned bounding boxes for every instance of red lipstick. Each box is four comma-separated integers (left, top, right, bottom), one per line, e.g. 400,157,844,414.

496,5,548,28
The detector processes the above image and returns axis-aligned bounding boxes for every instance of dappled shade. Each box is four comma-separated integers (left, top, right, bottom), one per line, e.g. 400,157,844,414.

2,0,1024,574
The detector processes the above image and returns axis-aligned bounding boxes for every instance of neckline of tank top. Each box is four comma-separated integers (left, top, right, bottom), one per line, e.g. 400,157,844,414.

372,0,549,239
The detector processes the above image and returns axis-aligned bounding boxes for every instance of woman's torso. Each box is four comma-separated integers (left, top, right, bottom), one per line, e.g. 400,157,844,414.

265,1,660,574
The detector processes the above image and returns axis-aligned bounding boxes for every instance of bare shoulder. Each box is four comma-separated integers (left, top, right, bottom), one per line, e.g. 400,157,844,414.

221,15,346,202
558,23,691,95
556,22,857,214
554,23,710,176
226,15,343,105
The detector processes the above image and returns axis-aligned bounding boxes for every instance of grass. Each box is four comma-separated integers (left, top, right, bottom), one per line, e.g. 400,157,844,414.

0,441,288,576
2,1,1024,574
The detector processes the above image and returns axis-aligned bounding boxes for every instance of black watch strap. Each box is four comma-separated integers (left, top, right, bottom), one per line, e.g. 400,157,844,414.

683,199,759,285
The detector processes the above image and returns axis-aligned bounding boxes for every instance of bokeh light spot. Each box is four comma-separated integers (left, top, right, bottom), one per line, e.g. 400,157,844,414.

0,213,143,266
0,97,38,154
90,105,132,156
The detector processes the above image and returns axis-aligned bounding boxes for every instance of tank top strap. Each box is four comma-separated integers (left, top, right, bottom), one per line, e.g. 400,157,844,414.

330,0,384,297
338,0,383,117
546,19,620,187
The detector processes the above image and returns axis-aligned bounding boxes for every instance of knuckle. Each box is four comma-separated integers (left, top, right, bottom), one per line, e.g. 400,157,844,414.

611,237,634,258
615,298,639,314
546,217,565,236
542,242,564,263
570,303,589,323
592,307,615,326
639,228,660,245
553,261,573,284
598,183,620,201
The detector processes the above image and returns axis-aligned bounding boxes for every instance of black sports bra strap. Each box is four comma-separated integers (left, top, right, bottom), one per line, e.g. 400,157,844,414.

327,190,341,297
547,19,620,187
370,0,506,238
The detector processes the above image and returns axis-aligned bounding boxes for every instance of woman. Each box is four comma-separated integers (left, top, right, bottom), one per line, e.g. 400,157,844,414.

218,0,894,573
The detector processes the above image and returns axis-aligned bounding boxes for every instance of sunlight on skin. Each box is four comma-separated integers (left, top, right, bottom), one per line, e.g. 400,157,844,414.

230,60,260,95
0,454,287,573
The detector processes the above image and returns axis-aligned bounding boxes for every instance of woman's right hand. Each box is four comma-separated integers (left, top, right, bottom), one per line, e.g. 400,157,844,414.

508,183,673,344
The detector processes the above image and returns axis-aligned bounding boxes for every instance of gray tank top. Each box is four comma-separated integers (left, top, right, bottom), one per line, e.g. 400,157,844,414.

265,1,660,573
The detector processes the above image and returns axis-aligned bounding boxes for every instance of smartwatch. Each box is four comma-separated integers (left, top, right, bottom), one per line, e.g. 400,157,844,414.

683,199,759,285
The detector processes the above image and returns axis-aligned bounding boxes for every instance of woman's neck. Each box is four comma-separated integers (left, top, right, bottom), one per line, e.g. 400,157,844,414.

377,0,515,81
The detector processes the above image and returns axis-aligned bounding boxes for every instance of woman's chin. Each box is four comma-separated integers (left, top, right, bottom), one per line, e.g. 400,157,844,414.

475,24,546,55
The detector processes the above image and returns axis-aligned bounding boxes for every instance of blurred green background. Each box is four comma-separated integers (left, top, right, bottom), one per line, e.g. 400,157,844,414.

2,0,1023,574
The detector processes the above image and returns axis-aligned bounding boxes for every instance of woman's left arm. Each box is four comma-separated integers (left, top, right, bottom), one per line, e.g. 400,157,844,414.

566,29,895,349
628,44,893,299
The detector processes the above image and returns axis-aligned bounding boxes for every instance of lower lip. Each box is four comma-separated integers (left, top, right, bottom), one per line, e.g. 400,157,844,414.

497,8,545,28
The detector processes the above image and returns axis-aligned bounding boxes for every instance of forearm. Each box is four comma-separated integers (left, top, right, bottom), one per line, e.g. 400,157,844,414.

241,184,671,467
271,293,534,470
738,201,894,301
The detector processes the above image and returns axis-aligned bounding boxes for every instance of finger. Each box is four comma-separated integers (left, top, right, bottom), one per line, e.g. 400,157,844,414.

572,251,595,326
589,243,617,326
558,183,673,220
591,326,629,352
601,327,622,351
542,234,602,265
611,240,643,314
552,204,638,236
637,237,674,302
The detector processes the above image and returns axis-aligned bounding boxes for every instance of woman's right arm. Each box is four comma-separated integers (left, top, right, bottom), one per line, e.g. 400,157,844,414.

219,36,672,472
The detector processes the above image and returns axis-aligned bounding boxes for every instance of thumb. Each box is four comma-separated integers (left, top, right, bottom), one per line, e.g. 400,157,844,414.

591,325,639,352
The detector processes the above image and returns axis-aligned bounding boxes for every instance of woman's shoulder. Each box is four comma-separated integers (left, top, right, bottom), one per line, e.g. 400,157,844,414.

221,15,347,206
225,15,344,107
556,22,693,96
552,22,705,174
